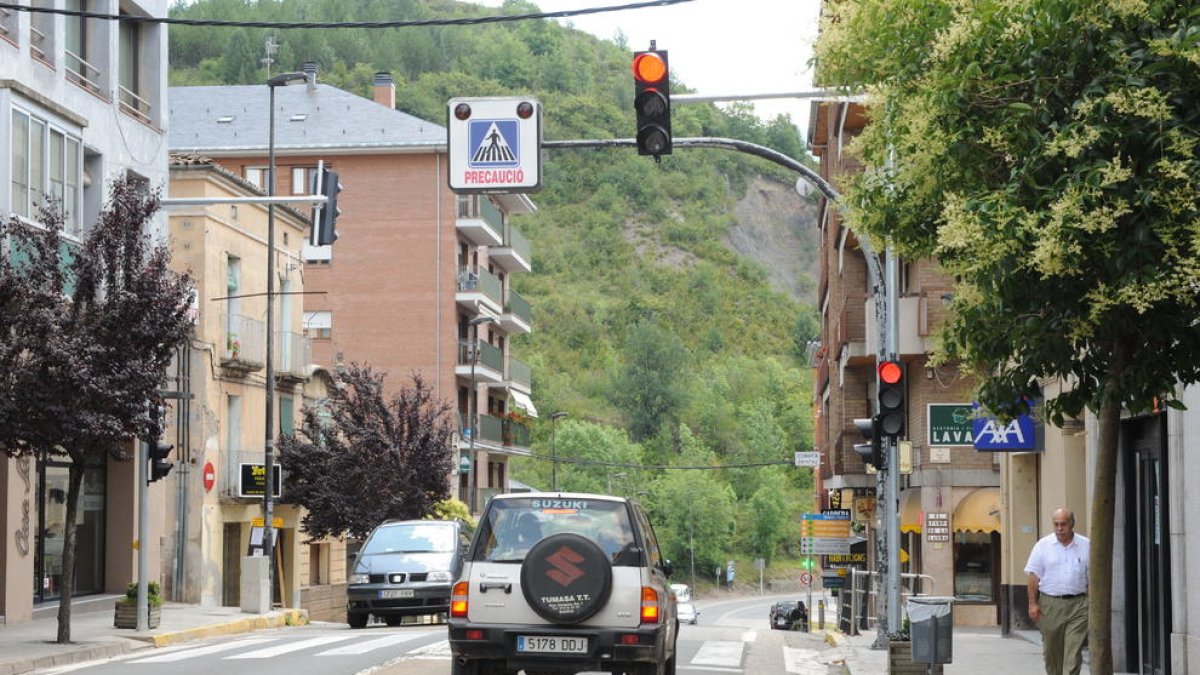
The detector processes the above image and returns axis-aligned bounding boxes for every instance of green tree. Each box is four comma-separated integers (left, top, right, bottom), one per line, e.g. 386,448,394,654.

0,178,194,642
747,472,792,565
610,320,692,442
815,2,1200,670
539,419,643,495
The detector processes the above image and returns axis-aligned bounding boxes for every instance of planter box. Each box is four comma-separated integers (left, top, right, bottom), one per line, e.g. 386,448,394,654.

888,639,929,675
114,602,161,629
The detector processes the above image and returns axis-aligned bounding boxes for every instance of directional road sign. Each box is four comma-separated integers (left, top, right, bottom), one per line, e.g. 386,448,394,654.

448,97,542,193
794,451,820,467
800,512,851,555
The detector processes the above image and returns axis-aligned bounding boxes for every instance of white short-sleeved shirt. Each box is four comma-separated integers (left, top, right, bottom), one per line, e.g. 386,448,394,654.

1024,532,1090,596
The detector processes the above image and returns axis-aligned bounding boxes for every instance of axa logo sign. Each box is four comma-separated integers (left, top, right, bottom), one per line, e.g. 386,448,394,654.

545,545,586,587
972,403,1037,451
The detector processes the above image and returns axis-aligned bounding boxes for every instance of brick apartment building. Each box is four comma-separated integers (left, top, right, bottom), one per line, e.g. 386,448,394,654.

169,67,537,516
807,100,1003,626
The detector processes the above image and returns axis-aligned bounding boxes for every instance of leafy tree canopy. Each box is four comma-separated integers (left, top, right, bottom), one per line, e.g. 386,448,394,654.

279,366,455,540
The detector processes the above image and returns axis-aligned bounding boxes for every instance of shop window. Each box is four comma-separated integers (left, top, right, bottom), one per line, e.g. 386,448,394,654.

953,531,999,602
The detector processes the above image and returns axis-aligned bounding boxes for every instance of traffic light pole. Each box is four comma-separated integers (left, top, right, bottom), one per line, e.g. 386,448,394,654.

883,243,902,643
137,438,149,630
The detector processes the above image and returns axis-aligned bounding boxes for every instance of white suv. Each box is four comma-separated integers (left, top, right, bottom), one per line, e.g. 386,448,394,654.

448,493,678,675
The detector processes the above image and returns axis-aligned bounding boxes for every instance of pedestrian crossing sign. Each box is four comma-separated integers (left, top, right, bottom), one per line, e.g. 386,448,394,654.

448,96,542,193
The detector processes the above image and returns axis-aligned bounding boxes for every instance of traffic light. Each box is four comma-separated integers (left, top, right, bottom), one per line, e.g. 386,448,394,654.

632,45,671,157
852,417,882,469
148,441,174,483
876,360,906,437
311,161,342,246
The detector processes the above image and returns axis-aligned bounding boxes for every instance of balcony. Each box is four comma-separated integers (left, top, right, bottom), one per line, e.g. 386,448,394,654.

503,419,532,454
65,49,103,97
119,85,153,125
490,224,532,274
456,340,504,384
506,356,532,393
864,293,945,359
275,331,311,385
499,289,532,334
457,266,503,315
221,314,265,374
456,195,503,247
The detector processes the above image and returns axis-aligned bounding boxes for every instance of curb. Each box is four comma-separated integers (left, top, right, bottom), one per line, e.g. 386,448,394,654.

0,609,309,675
146,609,309,647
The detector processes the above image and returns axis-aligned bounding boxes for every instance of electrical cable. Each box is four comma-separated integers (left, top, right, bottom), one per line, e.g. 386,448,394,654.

0,0,692,30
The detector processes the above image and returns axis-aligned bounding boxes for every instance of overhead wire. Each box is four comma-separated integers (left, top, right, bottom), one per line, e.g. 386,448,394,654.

0,0,692,29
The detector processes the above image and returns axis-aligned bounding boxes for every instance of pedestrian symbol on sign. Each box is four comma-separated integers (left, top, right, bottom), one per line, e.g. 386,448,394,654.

469,120,519,167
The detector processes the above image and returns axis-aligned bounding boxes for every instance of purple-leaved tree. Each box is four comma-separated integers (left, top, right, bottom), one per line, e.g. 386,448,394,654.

0,176,194,642
279,366,455,541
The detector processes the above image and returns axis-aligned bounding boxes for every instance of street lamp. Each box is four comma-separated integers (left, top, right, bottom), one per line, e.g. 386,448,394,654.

549,411,568,491
607,471,627,495
467,314,498,513
262,70,309,607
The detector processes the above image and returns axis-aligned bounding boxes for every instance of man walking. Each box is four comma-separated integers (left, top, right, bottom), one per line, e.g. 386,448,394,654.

1025,507,1090,675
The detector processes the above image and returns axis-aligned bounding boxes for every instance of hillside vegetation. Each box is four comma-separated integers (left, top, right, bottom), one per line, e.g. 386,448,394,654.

169,0,821,577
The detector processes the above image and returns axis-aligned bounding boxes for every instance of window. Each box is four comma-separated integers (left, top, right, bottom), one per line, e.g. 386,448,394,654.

118,14,149,122
953,531,999,602
0,4,17,43
279,395,294,437
304,311,331,340
29,1,53,63
244,167,265,190
10,108,83,236
64,0,100,93
291,166,314,195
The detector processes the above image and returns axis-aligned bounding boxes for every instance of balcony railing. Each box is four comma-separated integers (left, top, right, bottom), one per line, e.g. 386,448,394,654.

490,224,532,273
503,419,531,449
478,413,503,444
506,290,532,323
458,340,504,374
457,266,504,310
223,314,265,371
119,85,153,124
507,357,531,390
64,49,103,95
455,195,503,246
29,25,46,61
275,331,311,379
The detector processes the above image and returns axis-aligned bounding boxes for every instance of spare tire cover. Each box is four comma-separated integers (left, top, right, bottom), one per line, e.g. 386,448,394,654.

521,533,613,624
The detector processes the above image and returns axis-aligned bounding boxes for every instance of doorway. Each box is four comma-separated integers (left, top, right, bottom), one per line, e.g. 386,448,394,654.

1123,413,1170,674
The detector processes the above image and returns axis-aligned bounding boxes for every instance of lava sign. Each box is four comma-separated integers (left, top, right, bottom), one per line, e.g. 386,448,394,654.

448,97,542,193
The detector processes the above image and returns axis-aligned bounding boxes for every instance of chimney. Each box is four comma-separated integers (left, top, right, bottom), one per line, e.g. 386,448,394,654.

373,72,396,110
302,61,318,82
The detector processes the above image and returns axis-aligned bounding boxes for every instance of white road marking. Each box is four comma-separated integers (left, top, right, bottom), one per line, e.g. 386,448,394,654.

741,629,758,642
225,634,357,659
783,646,828,674
407,638,452,659
317,631,436,655
690,640,745,668
127,637,278,663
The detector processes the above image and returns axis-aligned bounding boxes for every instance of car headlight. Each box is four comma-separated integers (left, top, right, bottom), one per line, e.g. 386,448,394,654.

426,570,453,583
349,573,370,585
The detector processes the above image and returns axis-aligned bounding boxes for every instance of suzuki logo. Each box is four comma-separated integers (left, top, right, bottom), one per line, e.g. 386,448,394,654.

545,546,586,587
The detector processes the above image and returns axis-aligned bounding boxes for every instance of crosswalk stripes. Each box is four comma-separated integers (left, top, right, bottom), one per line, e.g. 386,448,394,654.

689,640,745,668
127,637,278,663
316,630,436,656
225,634,357,659
406,638,452,659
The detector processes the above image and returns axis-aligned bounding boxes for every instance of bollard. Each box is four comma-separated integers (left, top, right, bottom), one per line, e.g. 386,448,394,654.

818,600,825,630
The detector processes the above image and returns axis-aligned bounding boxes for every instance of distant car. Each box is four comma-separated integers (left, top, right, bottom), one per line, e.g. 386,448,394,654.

769,600,807,630
345,519,472,628
670,583,691,602
676,601,700,625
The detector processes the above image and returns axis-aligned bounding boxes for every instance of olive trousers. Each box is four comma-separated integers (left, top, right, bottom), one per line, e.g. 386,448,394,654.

1039,592,1088,675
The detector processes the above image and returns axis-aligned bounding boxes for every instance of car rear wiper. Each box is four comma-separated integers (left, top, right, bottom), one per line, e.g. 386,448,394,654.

488,558,525,564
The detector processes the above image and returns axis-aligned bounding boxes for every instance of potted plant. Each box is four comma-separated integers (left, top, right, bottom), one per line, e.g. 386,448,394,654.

114,581,163,629
887,619,925,674
227,333,241,360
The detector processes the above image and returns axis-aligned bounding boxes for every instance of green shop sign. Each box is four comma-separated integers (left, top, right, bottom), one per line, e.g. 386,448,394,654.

927,403,974,446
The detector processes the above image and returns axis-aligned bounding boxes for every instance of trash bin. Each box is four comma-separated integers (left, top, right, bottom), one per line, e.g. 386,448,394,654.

907,596,953,664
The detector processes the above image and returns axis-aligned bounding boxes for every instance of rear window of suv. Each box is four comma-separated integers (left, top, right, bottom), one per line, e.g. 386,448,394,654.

362,522,458,555
474,497,638,565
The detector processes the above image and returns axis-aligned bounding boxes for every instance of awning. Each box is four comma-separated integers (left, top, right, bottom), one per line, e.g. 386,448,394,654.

953,487,1002,533
510,390,539,418
900,489,922,534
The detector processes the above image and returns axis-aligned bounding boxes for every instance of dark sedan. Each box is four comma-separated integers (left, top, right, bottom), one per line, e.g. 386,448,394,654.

769,600,807,630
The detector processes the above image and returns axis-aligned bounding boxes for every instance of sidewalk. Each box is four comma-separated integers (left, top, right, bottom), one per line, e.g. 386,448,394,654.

834,624,1080,674
0,595,308,675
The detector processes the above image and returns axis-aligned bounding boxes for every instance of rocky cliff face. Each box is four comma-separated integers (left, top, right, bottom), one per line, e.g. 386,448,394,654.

726,177,820,304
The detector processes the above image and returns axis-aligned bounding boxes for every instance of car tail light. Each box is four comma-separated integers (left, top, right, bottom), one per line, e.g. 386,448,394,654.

620,634,641,645
466,629,484,640
451,581,469,618
640,586,660,623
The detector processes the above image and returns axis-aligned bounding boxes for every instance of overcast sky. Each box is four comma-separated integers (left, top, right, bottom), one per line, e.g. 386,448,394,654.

479,0,825,134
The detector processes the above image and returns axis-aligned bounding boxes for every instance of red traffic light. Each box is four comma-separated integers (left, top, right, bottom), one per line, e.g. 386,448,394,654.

878,360,903,385
632,51,668,84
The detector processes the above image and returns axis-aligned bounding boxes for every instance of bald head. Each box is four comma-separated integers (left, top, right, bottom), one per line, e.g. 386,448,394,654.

1051,507,1076,544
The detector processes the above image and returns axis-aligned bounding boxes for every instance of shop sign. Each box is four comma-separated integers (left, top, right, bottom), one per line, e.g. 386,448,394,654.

928,404,974,446
238,463,282,498
925,512,951,542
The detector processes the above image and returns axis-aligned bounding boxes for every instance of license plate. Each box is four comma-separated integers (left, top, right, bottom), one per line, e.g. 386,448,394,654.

379,589,414,599
516,635,588,654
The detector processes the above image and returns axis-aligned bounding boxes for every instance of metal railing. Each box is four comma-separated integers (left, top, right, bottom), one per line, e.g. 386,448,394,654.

507,357,531,389
458,339,504,373
119,85,152,123
222,314,265,368
844,569,935,636
505,289,532,324
29,25,46,61
456,194,503,231
64,49,103,95
457,266,504,306
503,419,531,448
502,224,531,262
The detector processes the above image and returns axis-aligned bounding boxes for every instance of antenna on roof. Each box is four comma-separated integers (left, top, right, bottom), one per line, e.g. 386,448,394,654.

262,36,279,79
